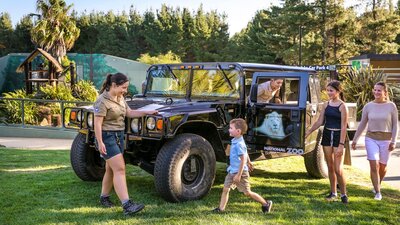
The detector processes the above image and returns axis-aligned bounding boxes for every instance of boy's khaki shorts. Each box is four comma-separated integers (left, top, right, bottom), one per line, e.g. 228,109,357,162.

224,171,251,193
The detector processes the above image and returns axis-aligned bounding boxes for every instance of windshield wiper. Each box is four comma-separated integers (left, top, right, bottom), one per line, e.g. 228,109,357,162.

217,63,234,90
165,65,180,86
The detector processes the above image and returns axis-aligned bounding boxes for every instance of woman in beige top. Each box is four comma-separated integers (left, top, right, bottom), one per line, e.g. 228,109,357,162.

94,73,157,215
351,82,398,200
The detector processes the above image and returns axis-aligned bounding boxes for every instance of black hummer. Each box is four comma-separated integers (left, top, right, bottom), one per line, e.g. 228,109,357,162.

64,62,357,203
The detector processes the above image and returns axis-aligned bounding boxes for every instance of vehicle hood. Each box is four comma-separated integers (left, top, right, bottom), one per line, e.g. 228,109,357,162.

128,97,227,116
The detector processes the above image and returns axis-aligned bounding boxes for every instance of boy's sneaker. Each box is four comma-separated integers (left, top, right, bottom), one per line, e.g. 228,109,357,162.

100,196,114,208
122,200,145,215
326,192,337,201
372,188,376,194
211,207,223,213
374,193,382,201
341,195,349,204
261,200,273,213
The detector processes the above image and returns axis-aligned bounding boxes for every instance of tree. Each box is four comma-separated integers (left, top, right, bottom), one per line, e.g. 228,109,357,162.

0,12,14,56
137,51,181,64
31,0,80,62
13,15,35,53
357,0,400,53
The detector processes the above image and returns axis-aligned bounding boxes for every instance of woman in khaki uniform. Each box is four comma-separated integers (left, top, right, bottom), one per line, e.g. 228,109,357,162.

94,73,157,215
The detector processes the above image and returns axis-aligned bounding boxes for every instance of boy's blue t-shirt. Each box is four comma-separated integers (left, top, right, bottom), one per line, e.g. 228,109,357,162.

227,136,248,174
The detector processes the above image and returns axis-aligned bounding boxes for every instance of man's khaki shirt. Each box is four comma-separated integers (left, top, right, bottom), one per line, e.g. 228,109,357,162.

94,91,128,131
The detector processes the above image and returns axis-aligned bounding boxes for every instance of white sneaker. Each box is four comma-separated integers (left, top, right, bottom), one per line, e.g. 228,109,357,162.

374,192,382,200
372,188,376,194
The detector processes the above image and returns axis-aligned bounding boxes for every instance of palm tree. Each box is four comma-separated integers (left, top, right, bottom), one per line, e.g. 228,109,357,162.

31,0,80,62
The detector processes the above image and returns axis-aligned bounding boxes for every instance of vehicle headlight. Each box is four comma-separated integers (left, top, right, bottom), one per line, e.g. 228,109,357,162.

87,113,93,128
77,111,83,122
146,117,156,130
131,118,140,133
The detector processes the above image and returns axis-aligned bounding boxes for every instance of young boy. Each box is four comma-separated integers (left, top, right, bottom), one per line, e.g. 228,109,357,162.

212,118,273,213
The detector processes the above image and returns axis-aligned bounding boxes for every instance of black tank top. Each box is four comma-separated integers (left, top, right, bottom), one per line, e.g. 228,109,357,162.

324,102,342,129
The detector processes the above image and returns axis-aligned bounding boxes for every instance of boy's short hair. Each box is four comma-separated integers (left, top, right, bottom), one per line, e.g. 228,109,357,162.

230,118,248,135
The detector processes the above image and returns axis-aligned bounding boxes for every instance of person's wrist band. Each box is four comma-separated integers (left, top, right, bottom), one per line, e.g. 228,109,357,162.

339,142,345,146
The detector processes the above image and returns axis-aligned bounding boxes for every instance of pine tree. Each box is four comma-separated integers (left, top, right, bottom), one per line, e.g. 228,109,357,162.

0,12,14,56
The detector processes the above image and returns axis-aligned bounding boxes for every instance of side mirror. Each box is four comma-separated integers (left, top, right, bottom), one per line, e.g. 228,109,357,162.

249,83,258,103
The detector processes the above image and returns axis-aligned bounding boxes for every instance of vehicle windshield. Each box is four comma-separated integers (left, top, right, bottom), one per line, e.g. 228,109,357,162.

146,66,240,99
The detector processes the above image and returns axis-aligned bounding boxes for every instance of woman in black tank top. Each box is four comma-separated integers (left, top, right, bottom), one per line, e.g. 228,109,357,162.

305,80,349,204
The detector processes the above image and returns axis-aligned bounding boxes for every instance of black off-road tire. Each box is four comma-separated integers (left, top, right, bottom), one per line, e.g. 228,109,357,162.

154,133,216,202
303,130,328,178
70,133,105,181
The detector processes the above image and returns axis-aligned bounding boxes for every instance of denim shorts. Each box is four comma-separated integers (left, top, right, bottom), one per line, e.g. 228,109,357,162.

95,130,124,160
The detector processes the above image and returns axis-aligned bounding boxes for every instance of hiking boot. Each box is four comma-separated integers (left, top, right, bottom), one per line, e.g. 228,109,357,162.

325,192,337,201
122,200,145,215
341,195,349,204
261,200,273,213
100,196,114,208
374,193,382,201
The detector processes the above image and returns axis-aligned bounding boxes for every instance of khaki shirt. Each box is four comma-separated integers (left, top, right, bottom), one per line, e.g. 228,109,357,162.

257,81,279,103
94,91,128,131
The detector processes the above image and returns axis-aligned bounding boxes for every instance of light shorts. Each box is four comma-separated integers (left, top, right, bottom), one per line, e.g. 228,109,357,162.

365,137,391,164
224,171,251,193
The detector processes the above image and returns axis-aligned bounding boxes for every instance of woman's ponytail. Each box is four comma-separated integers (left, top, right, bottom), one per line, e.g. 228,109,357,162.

100,74,113,94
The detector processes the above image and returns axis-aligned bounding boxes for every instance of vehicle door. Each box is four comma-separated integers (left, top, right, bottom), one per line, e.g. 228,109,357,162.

246,72,309,156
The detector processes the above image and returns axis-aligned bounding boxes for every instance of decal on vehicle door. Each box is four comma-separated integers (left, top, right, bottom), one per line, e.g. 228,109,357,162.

264,146,304,155
253,111,286,140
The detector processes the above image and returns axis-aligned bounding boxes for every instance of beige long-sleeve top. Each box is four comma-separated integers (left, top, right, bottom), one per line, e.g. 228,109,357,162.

353,101,398,144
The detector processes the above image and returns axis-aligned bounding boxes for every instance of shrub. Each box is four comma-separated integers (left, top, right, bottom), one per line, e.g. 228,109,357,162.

389,83,400,114
73,80,98,102
1,90,38,124
39,84,76,115
341,67,387,120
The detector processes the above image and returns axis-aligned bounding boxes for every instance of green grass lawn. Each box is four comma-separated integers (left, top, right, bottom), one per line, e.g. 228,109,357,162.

0,149,399,225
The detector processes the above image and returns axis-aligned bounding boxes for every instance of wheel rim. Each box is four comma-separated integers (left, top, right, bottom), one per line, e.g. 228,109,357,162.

181,154,203,185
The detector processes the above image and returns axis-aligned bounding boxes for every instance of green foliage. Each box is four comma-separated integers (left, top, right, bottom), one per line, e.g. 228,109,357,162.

39,84,76,115
137,51,181,64
1,89,38,124
389,83,400,114
341,67,387,120
40,84,75,101
73,80,98,102
31,0,80,61
12,15,35,53
60,56,73,83
0,12,14,56
357,7,400,54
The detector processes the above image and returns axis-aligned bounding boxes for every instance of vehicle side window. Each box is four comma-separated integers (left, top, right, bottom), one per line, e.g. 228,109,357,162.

255,77,299,105
285,79,299,105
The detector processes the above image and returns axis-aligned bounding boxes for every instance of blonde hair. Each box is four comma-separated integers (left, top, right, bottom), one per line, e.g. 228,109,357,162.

230,118,248,135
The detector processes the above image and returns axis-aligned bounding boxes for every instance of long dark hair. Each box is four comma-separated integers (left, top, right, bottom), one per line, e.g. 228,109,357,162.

99,73,129,94
327,80,345,101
